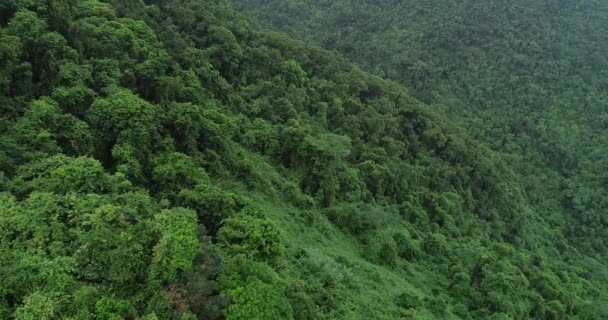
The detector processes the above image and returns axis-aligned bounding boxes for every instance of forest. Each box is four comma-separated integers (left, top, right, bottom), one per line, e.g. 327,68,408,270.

0,0,606,319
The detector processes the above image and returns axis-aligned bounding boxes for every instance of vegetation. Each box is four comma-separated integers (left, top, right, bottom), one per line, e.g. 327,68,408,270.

0,0,606,318
233,0,608,260
234,0,608,316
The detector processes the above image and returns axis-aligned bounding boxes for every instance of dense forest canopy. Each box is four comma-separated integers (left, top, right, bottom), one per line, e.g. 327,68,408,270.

0,0,606,318
232,0,608,254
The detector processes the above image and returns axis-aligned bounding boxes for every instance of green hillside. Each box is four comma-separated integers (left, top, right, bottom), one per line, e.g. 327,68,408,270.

232,0,608,260
0,0,606,319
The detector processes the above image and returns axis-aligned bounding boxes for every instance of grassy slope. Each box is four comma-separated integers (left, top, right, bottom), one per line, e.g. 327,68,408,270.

255,193,445,319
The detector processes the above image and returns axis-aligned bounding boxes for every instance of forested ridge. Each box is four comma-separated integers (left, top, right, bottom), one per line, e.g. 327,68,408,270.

0,0,606,319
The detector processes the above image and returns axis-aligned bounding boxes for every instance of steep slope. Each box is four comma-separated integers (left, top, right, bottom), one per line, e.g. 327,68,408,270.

0,0,606,319
232,0,608,259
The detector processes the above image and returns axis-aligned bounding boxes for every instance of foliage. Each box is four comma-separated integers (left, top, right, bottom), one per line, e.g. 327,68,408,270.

0,0,607,318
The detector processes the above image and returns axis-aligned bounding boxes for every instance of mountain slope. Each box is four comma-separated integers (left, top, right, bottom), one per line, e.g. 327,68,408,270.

232,0,608,259
0,0,606,319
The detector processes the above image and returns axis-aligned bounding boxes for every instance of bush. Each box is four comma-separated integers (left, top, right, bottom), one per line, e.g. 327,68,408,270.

218,257,293,320
392,230,422,261
540,300,566,320
367,230,398,266
425,294,449,317
395,290,421,309
217,208,284,260
224,277,294,320
422,233,448,257
324,202,376,235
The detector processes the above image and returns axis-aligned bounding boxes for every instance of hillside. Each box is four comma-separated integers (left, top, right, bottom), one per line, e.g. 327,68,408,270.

0,0,606,319
233,0,608,260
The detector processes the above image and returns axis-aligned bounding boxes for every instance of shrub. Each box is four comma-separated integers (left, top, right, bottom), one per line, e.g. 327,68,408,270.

422,233,448,257
217,208,284,260
367,230,398,267
395,290,421,309
324,202,376,235
393,230,422,261
224,277,294,320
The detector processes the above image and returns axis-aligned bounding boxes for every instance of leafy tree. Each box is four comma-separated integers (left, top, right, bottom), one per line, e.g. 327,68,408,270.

151,208,200,282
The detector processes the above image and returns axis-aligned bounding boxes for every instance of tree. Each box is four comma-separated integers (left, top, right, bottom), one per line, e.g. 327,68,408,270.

151,208,200,282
